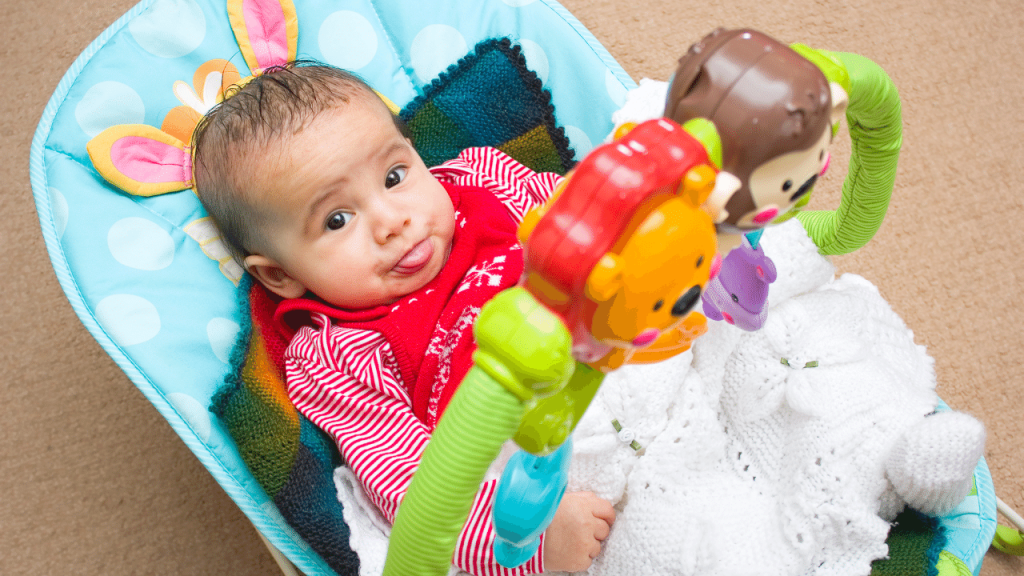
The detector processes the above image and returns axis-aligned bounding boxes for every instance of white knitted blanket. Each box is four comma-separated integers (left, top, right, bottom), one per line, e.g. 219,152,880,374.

334,219,953,576
561,219,944,576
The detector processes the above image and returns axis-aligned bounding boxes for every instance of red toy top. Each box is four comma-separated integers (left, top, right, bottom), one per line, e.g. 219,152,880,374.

517,117,718,368
525,117,710,304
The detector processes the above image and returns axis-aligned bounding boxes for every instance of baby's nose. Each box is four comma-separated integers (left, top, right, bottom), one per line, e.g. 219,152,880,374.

372,203,411,243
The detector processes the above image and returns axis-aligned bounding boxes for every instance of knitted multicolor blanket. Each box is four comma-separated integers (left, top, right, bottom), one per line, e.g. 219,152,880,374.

209,37,575,575
401,38,575,174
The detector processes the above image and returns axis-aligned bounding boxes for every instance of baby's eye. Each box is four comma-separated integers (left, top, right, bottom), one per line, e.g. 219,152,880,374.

326,211,354,231
385,166,408,189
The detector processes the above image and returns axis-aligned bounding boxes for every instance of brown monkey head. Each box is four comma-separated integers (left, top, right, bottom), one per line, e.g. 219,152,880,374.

666,28,834,235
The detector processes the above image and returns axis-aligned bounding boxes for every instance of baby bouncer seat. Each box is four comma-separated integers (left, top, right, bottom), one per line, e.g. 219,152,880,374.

30,0,1003,574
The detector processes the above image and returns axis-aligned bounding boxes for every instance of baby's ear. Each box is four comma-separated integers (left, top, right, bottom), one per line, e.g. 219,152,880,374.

244,254,307,299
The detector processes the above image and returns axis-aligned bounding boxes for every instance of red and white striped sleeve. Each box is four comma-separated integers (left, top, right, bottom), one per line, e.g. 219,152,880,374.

430,147,562,223
285,313,545,575
453,478,545,575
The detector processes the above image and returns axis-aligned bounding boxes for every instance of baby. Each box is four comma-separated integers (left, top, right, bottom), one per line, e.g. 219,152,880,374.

192,62,614,574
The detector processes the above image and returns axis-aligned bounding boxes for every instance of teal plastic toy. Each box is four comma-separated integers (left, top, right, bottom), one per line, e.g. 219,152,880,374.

492,437,574,567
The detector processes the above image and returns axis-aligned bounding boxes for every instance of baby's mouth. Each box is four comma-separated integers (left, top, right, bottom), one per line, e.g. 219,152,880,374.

392,239,434,275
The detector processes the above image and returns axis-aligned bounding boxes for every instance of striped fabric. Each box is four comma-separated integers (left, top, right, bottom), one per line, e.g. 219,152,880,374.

432,147,561,223
285,148,558,575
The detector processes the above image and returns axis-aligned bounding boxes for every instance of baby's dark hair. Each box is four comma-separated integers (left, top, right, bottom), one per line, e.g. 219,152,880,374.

192,60,404,260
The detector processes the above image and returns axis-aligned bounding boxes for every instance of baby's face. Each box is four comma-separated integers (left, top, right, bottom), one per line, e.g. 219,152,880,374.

248,95,455,308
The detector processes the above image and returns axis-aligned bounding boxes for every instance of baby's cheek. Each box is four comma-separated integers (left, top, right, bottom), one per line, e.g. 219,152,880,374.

437,186,457,232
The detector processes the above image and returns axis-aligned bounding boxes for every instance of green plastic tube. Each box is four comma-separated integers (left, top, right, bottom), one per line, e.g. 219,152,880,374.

796,52,903,255
384,286,575,575
383,365,524,575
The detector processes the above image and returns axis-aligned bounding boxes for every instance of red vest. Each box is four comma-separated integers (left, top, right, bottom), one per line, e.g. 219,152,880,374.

274,182,523,428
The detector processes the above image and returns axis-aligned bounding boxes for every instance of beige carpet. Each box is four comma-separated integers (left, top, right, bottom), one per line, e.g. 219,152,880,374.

3,0,1021,574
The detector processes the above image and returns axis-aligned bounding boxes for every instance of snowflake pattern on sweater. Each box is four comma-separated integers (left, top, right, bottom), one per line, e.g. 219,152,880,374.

424,305,480,425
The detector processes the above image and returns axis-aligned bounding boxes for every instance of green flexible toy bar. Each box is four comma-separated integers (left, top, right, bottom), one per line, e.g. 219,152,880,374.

795,51,903,255
384,288,575,575
383,366,523,574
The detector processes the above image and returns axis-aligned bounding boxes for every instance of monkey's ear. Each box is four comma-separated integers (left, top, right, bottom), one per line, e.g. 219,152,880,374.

789,43,851,136
829,82,849,128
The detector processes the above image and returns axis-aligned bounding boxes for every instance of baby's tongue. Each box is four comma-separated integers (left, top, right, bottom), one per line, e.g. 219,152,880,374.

395,240,432,273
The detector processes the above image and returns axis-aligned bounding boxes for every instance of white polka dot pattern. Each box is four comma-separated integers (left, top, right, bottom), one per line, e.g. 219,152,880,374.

167,393,213,442
318,11,378,70
410,25,467,85
74,81,145,137
107,217,175,271
128,0,207,59
95,294,162,347
206,317,241,363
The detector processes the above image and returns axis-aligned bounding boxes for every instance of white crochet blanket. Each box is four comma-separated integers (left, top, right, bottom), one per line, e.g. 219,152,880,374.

563,220,943,576
334,219,949,576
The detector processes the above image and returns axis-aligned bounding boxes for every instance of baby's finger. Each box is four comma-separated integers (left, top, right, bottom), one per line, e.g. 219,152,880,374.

593,516,611,540
590,497,617,527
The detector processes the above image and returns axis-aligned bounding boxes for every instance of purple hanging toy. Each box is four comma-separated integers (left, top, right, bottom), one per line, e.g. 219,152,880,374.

701,235,777,331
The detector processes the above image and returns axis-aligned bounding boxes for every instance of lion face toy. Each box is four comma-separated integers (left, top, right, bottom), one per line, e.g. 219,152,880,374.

518,118,719,371
585,194,715,349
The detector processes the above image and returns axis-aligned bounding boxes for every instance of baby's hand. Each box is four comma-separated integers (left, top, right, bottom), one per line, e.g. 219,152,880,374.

543,491,615,572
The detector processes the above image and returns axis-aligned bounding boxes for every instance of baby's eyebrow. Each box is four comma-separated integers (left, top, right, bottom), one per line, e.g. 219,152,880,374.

378,138,409,162
304,188,341,234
